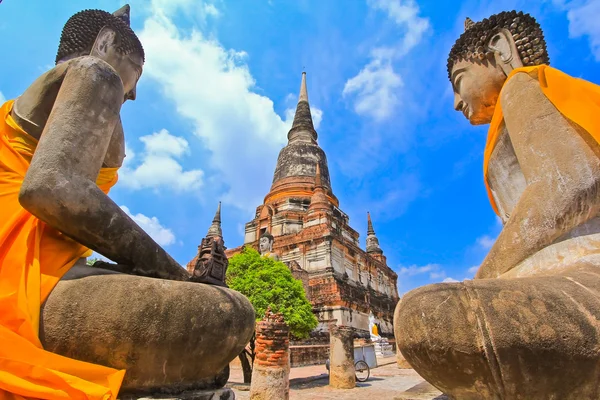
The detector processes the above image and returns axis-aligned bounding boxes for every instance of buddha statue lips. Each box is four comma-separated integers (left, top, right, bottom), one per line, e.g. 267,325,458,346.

0,5,254,399
394,10,600,400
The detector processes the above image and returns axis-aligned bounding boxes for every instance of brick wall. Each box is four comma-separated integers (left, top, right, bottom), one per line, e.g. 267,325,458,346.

254,309,290,368
290,345,329,367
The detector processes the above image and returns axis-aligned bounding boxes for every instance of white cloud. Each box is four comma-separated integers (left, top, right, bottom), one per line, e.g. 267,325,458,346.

442,277,459,283
342,59,403,121
468,265,479,275
119,129,204,192
344,0,429,120
149,0,220,24
398,263,440,276
140,129,190,157
429,271,447,280
139,1,306,210
0,91,5,104
476,235,496,250
565,0,600,61
120,205,176,246
367,0,431,57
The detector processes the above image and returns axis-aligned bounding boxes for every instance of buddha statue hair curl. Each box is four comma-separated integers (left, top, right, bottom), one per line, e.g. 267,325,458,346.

55,9,144,64
447,10,549,80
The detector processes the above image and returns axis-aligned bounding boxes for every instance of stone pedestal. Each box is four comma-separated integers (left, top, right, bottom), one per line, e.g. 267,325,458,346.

329,323,355,389
250,309,290,400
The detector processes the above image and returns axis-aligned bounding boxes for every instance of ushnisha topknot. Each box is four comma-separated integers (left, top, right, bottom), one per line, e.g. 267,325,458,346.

447,10,549,80
55,7,144,64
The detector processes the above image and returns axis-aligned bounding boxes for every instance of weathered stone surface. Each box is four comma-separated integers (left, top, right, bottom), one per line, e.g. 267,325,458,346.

41,273,255,393
396,349,412,369
396,9,600,400
396,264,600,399
250,309,290,400
329,324,355,389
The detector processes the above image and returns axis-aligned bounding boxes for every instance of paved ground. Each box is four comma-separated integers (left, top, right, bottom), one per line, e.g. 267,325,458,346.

227,361,448,400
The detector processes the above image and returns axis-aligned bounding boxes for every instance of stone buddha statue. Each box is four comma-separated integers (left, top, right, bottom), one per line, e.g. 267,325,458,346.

259,232,279,260
0,6,254,399
395,11,600,400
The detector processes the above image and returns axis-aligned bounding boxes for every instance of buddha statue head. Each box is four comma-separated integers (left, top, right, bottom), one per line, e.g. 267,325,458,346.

447,11,549,125
259,232,274,256
55,5,144,102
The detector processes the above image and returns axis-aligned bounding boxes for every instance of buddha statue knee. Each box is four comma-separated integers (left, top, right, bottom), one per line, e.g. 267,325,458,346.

0,5,254,399
395,11,600,399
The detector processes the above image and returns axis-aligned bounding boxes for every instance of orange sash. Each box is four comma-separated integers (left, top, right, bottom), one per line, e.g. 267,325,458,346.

484,65,600,215
0,100,125,399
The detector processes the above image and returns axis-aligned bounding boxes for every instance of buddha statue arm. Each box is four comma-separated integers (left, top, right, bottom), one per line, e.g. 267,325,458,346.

477,72,600,279
18,57,189,281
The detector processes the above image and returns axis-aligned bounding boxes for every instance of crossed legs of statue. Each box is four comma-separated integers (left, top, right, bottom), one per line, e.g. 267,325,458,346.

395,263,600,400
40,264,254,394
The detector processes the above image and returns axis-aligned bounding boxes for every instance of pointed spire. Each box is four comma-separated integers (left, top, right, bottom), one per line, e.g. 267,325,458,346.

366,212,383,254
299,71,309,103
288,72,317,143
113,4,131,26
367,212,375,235
206,201,222,238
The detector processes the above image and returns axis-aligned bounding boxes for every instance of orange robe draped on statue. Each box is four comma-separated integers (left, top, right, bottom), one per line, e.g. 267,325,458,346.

484,65,600,215
0,100,125,400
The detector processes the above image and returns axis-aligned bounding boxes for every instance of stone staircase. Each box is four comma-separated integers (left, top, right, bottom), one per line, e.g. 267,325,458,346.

373,339,394,357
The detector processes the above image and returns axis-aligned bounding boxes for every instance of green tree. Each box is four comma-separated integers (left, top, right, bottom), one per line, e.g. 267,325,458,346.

86,257,100,266
227,247,317,382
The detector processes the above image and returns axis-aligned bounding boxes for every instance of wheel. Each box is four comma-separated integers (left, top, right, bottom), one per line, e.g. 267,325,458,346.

355,360,370,382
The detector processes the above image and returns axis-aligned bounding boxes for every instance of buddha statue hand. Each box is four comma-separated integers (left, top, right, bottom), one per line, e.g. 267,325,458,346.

92,257,190,281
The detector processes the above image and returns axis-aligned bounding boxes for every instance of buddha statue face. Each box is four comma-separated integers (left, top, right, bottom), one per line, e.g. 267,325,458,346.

91,32,143,101
451,57,507,125
259,234,274,255
55,6,145,102
448,11,550,125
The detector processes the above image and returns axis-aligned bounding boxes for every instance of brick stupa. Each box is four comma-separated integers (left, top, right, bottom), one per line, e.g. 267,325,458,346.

224,72,399,337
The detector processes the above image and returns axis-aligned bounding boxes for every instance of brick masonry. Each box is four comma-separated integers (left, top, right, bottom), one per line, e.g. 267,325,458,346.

250,308,291,400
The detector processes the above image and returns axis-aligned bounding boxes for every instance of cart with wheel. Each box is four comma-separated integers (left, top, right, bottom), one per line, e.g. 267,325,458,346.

325,343,377,382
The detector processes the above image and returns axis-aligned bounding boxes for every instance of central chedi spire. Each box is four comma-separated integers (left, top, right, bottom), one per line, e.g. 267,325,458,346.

266,72,338,206
226,72,399,342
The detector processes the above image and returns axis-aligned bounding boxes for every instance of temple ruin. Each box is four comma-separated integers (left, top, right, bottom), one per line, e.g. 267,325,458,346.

205,72,400,339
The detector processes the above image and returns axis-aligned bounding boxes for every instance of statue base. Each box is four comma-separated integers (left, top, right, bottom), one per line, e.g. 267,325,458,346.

121,388,234,400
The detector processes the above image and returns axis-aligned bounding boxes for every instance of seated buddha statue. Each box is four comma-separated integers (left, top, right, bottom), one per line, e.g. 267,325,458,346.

395,11,600,400
259,232,279,260
0,5,254,399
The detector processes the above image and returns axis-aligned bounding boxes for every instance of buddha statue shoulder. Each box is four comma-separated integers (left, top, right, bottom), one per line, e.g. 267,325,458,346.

0,6,254,399
394,11,600,400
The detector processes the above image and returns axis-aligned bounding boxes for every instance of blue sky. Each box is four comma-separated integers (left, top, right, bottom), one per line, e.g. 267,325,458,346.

1,0,599,294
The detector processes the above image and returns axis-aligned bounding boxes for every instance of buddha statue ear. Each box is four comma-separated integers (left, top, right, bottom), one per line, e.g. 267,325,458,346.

90,26,118,59
486,28,523,75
